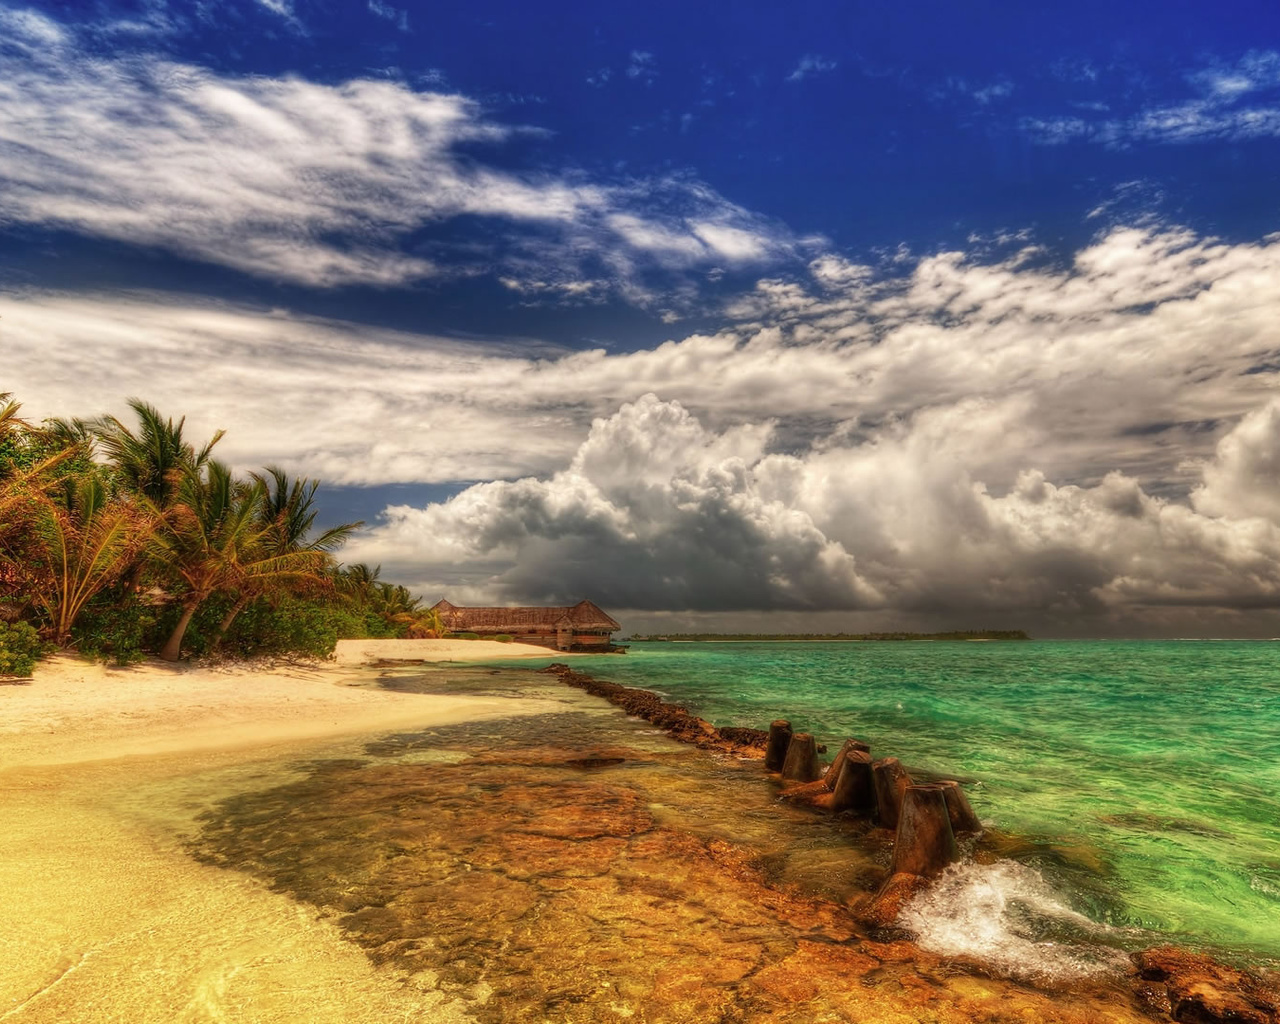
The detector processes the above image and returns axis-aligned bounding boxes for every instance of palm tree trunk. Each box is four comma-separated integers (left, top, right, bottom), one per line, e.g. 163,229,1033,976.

159,600,199,662
212,593,252,649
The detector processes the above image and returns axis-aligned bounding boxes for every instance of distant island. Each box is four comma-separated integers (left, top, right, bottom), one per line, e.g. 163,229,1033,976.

626,630,1032,642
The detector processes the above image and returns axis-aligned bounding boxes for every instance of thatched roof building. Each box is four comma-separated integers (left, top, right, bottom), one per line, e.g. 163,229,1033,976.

430,599,621,651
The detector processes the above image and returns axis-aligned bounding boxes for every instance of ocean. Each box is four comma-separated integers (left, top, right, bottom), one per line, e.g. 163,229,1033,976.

567,639,1280,968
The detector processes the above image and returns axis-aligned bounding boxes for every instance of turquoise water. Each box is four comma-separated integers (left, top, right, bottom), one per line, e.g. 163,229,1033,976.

566,640,1280,965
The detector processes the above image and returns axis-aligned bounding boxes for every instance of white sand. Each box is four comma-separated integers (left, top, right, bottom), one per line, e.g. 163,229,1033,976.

1,639,567,771
332,636,577,665
0,641,569,1022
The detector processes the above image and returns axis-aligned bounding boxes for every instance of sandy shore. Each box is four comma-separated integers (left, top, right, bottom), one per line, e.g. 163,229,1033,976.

0,640,568,1023
0,638,566,771
331,636,577,666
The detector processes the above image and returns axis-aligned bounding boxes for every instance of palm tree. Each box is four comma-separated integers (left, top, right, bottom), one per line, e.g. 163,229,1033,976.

0,393,77,503
1,394,87,620
94,399,224,509
150,462,336,661
208,468,363,647
11,470,154,644
337,562,384,600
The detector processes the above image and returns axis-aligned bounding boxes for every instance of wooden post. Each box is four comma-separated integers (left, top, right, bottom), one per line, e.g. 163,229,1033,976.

872,757,912,829
938,779,983,833
891,783,958,876
780,732,820,782
821,738,872,786
765,720,792,772
827,749,875,813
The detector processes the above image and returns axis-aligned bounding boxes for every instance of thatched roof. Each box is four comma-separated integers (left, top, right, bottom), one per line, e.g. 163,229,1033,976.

431,599,620,633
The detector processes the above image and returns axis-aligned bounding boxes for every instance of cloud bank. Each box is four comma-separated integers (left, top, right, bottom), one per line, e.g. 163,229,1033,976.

345,393,1280,633
6,220,1280,629
4,223,1280,493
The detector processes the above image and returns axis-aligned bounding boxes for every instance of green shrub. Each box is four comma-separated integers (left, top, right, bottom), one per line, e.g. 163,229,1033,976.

456,632,480,640
493,634,513,643
213,595,374,661
0,621,43,677
72,599,154,665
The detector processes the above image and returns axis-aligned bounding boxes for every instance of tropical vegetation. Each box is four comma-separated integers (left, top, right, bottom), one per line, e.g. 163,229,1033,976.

0,391,446,672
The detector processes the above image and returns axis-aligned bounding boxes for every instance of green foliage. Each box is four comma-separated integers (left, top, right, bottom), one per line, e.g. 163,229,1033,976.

217,596,377,660
71,598,154,665
456,632,481,640
0,390,425,665
0,620,44,677
493,634,514,643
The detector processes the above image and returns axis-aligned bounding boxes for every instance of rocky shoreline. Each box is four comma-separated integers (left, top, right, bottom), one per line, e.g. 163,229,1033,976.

540,662,1280,1024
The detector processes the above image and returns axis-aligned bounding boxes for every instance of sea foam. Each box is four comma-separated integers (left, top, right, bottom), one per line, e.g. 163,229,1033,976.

898,860,1133,984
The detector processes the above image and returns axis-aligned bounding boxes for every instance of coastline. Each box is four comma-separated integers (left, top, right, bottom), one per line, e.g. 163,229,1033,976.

0,639,570,771
4,644,1276,1023
0,639,568,1024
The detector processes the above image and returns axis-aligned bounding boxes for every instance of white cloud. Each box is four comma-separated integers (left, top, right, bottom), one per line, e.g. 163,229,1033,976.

5,223,1280,496
787,55,837,83
367,0,409,31
346,395,882,611
626,50,657,84
0,12,792,294
1022,50,1280,146
345,393,1280,623
0,5,67,48
972,80,1013,104
8,220,1280,626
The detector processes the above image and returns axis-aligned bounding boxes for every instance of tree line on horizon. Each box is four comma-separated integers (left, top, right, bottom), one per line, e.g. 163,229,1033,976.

0,391,445,674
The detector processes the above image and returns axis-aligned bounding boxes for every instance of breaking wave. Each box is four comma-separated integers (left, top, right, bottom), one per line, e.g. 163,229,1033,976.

898,860,1134,984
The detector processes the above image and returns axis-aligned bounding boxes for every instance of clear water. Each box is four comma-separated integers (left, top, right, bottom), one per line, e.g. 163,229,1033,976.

561,640,1280,965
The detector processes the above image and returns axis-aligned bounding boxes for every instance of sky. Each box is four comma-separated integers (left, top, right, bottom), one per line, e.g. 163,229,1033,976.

4,0,1280,636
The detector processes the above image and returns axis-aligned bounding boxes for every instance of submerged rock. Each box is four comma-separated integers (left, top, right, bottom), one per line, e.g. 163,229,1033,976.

541,664,769,757
1133,946,1280,1024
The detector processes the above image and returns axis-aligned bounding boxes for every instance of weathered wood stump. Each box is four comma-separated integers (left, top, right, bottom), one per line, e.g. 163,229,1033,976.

779,748,876,811
827,749,875,813
872,757,912,829
780,732,820,782
777,777,829,802
765,719,793,772
891,783,958,877
821,738,871,784
938,779,983,833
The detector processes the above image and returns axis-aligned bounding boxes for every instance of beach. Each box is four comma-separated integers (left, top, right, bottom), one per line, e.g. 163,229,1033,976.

2,641,1276,1023
0,641,566,1023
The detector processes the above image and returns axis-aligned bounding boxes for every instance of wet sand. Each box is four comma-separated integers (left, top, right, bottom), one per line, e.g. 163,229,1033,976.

0,643,564,1023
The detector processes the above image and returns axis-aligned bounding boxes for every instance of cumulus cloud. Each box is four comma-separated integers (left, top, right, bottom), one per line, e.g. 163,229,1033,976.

0,7,790,292
346,395,882,610
345,394,1280,622
7,218,1280,628
1192,402,1280,522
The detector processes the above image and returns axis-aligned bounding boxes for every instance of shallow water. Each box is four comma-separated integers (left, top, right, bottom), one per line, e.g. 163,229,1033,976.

564,640,1280,967
181,663,1164,1022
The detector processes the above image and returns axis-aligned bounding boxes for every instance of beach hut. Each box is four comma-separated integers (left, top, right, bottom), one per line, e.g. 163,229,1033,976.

429,599,621,651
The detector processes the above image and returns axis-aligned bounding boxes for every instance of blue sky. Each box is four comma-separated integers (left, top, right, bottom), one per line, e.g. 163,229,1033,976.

5,0,1280,634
